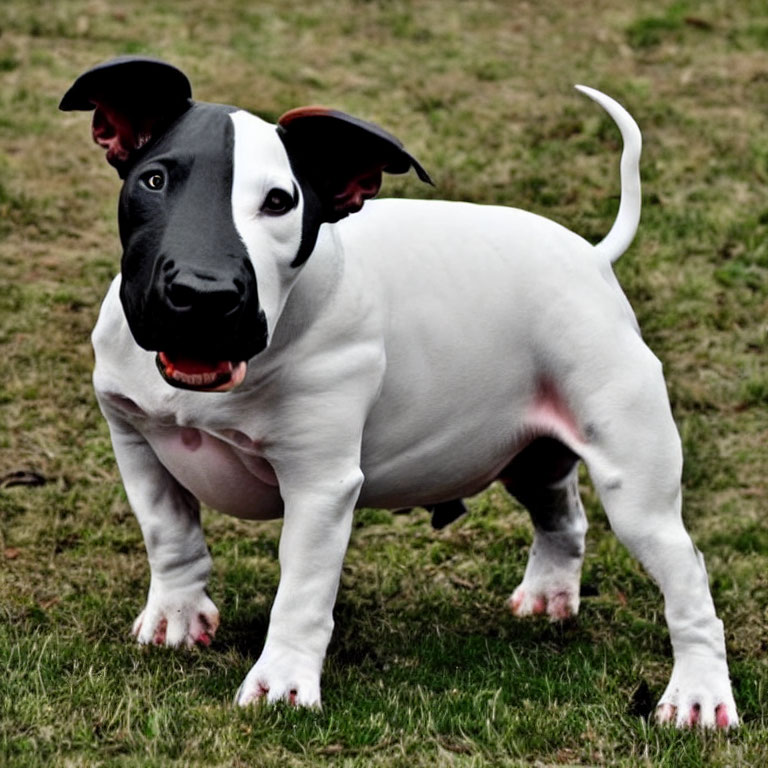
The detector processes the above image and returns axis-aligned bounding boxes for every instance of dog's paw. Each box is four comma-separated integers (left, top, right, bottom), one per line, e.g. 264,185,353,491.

507,582,579,620
236,644,322,708
508,527,584,621
655,654,738,729
132,585,220,648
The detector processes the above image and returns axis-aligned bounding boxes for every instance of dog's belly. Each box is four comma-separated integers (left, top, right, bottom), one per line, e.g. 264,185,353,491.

357,396,535,509
357,361,576,509
146,427,284,520
358,442,515,509
145,415,529,519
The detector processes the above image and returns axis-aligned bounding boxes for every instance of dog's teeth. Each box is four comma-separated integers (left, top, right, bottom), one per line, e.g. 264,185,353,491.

172,370,219,386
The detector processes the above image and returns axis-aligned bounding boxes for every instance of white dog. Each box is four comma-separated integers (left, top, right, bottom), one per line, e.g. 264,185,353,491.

59,57,737,728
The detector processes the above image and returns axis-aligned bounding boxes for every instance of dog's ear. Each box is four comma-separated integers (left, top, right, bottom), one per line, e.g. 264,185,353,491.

277,107,433,222
60,57,192,176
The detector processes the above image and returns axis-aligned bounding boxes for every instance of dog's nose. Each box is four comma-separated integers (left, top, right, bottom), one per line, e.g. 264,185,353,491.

165,272,243,317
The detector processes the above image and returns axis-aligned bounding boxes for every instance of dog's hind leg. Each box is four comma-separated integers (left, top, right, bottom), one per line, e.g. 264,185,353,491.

574,340,738,729
502,437,587,621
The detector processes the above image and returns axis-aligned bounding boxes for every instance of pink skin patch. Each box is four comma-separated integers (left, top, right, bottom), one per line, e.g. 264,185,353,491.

180,428,202,451
527,378,584,446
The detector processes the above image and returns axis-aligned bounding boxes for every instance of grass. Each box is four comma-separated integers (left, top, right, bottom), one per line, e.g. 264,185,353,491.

1,0,767,765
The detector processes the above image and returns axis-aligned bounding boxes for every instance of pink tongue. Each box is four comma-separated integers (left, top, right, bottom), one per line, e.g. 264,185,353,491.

159,352,232,376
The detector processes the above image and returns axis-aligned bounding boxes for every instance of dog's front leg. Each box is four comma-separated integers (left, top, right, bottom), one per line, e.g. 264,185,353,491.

106,415,219,648
236,460,363,708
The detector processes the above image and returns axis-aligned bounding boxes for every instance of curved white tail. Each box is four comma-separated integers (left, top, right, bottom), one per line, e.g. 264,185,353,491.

574,85,642,264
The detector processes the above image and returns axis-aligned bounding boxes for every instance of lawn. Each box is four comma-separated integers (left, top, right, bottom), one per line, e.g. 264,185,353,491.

1,0,767,765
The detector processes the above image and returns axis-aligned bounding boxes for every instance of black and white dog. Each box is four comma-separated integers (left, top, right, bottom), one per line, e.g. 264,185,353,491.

60,57,737,727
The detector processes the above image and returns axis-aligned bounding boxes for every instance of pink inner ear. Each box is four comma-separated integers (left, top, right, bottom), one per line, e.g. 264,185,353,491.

332,168,383,215
92,101,159,167
92,103,139,165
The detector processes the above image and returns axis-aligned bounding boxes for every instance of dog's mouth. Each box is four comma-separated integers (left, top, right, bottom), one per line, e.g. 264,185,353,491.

156,352,247,393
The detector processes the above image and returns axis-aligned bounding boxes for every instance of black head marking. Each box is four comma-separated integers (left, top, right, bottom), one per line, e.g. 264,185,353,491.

117,102,267,362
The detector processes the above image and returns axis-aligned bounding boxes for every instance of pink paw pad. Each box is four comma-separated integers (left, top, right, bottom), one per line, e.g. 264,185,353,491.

532,596,547,614
152,619,168,645
715,704,731,729
657,702,733,730
547,592,573,620
509,589,574,620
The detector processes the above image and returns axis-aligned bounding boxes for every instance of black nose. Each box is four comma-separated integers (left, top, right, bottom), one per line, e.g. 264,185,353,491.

165,271,243,317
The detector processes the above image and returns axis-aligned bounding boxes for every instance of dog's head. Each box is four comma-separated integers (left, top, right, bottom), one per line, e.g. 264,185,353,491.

61,57,431,392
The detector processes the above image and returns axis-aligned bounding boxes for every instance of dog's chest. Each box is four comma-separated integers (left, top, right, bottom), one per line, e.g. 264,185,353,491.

102,387,284,520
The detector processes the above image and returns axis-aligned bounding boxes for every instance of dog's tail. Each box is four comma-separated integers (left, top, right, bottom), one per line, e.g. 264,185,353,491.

574,85,642,264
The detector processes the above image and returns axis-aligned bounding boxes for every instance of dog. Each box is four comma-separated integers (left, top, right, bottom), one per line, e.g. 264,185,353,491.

60,57,737,728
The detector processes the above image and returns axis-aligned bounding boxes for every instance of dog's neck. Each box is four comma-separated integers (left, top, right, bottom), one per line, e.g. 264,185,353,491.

258,224,348,356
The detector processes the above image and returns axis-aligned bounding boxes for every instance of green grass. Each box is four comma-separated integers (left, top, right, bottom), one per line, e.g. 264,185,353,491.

1,0,767,765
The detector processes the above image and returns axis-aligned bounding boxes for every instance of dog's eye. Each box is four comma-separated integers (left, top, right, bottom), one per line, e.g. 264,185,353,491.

141,171,165,191
261,188,295,215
